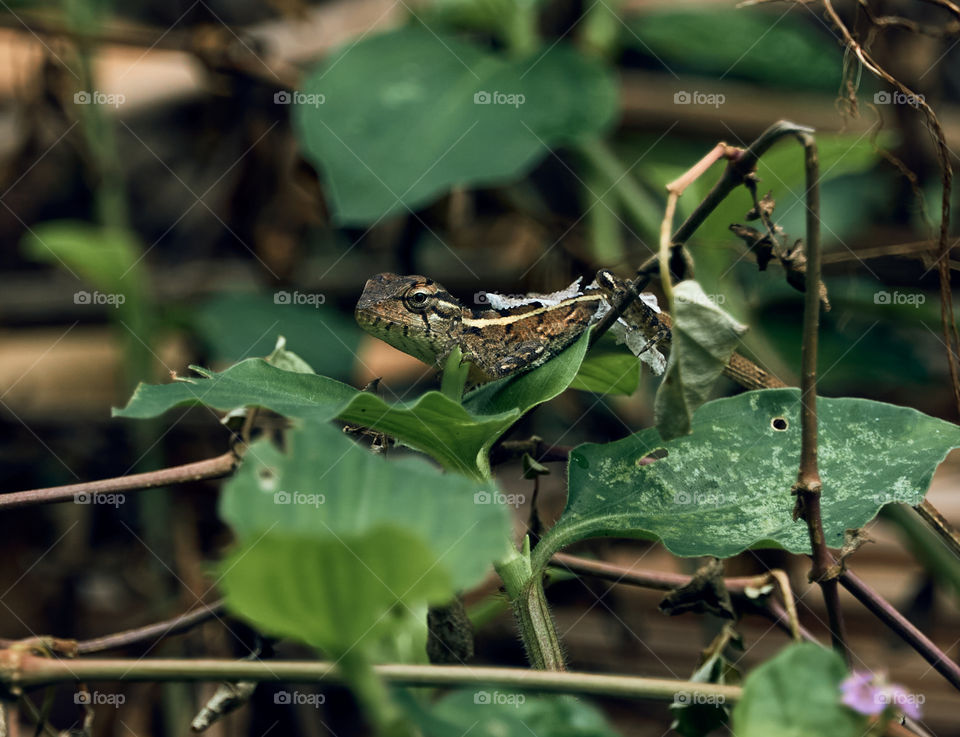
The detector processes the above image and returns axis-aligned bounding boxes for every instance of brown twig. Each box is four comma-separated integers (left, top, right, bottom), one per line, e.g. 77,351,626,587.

0,601,225,655
839,569,960,691
789,130,850,663
0,451,240,511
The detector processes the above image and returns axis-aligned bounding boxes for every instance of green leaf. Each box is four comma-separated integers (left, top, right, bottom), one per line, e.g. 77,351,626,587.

22,220,144,291
732,643,865,737
655,280,748,440
410,689,622,737
113,359,359,421
115,328,591,478
532,389,960,564
627,9,842,93
265,336,316,374
193,292,362,381
570,351,640,396
219,420,509,592
221,530,451,653
295,27,617,224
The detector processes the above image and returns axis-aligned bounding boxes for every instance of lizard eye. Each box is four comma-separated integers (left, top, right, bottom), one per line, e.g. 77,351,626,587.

404,286,436,311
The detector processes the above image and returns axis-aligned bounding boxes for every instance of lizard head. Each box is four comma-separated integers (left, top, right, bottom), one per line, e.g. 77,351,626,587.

355,273,463,367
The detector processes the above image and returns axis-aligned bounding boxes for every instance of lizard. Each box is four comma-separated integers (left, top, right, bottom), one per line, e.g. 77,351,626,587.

355,270,671,385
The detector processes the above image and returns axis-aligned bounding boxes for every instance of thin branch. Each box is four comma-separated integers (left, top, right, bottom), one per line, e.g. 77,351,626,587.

0,654,744,703
839,570,960,691
0,451,239,511
790,130,850,663
75,600,224,655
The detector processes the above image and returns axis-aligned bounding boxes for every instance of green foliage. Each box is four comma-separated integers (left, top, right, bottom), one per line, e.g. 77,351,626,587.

193,293,362,380
655,280,747,439
531,389,960,566
731,643,866,737
115,330,591,478
409,689,622,737
626,8,843,92
219,420,510,654
570,351,640,396
295,27,617,224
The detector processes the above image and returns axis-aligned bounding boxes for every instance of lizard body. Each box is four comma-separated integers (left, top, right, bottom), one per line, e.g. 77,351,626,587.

355,271,670,384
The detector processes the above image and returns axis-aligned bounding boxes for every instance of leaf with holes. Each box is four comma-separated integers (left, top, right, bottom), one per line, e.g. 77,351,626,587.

531,389,960,566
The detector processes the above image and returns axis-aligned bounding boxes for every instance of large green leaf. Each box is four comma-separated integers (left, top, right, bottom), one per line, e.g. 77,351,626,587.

732,643,865,737
531,389,960,565
655,280,747,440
218,420,510,654
115,329,591,478
408,689,622,737
295,27,617,224
219,420,508,591
221,530,451,654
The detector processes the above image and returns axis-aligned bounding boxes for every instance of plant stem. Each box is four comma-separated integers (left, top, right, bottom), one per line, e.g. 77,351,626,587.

791,130,850,664
0,653,743,702
839,570,960,692
0,452,240,510
495,539,566,670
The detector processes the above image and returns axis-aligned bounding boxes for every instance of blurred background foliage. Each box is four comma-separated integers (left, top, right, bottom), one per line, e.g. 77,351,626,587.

1,0,959,734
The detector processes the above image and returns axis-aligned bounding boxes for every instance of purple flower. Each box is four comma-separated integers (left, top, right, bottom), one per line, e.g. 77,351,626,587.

840,671,923,720
841,671,884,716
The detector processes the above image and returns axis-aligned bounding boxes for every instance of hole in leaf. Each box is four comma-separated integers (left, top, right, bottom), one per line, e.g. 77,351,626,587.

771,417,788,431
638,448,668,466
